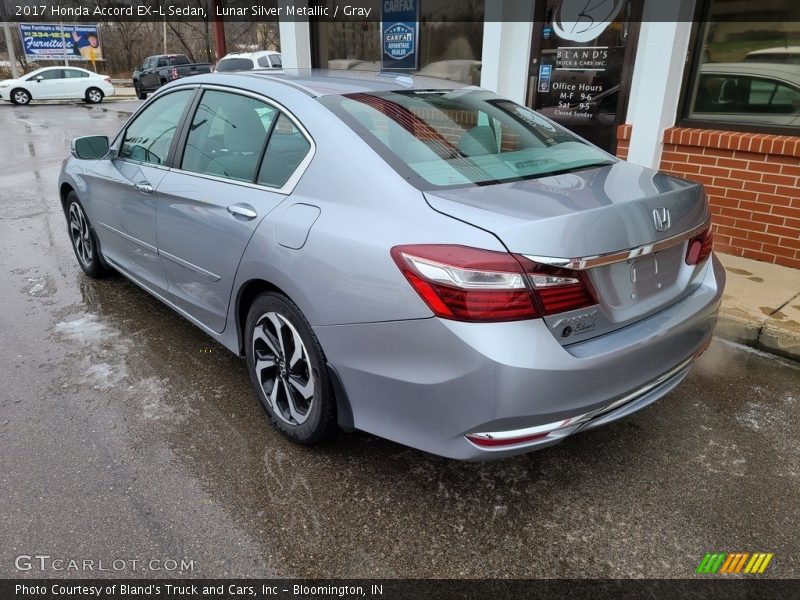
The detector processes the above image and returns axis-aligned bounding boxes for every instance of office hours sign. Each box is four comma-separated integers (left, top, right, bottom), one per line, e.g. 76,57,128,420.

533,0,637,152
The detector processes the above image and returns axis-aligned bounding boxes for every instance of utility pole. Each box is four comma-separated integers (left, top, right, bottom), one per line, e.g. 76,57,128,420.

0,0,19,78
60,22,68,66
162,19,167,54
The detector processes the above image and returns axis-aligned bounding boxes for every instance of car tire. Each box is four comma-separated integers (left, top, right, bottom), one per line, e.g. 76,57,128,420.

85,87,104,104
10,88,31,105
245,292,338,445
65,192,113,278
134,83,147,100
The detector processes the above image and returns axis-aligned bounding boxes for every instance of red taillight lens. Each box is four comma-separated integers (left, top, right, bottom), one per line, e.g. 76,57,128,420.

518,258,598,316
104,76,111,83
391,245,597,323
686,228,713,266
171,67,178,80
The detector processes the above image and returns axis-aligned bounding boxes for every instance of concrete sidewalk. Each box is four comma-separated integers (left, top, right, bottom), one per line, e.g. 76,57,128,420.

717,253,800,361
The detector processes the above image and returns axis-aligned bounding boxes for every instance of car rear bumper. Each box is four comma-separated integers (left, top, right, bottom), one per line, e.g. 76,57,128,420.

314,255,725,460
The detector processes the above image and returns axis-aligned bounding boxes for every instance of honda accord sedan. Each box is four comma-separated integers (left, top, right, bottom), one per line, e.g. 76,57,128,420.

58,70,724,460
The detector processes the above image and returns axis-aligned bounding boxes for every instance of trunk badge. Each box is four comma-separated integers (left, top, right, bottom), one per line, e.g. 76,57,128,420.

653,207,671,232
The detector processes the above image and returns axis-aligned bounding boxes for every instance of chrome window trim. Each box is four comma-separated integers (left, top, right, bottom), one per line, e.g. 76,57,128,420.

524,220,711,271
165,83,316,196
113,85,199,168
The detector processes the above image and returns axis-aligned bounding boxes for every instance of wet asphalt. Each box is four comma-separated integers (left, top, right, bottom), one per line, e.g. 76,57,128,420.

0,101,799,579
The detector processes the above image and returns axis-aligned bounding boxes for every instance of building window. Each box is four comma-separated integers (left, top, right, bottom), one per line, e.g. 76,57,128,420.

311,0,484,84
682,0,800,131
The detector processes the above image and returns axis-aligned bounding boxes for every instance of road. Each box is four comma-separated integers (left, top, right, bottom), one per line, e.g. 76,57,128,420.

0,101,798,579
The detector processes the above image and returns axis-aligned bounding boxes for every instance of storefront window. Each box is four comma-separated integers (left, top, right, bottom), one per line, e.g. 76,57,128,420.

684,0,800,130
312,0,484,84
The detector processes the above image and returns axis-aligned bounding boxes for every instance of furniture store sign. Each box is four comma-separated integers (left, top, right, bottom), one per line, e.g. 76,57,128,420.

381,0,418,70
19,23,103,61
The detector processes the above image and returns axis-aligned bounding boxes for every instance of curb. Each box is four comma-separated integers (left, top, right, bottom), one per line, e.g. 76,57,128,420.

716,299,800,362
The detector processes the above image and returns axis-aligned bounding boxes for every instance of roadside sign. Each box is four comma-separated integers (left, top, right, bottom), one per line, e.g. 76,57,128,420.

18,23,103,61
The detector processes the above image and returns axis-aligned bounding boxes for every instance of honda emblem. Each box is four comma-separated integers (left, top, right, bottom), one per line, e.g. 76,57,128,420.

653,207,671,232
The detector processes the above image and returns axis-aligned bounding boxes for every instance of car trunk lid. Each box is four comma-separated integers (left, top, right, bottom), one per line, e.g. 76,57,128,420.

423,162,712,344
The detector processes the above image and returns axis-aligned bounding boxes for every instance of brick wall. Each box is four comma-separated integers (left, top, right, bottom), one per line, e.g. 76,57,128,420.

615,124,632,160
659,128,800,269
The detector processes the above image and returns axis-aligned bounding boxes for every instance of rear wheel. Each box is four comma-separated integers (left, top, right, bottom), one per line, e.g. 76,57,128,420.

11,88,30,105
245,292,337,445
66,192,113,278
85,87,103,104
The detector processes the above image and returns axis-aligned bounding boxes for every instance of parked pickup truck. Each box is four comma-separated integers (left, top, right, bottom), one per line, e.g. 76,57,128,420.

132,54,211,99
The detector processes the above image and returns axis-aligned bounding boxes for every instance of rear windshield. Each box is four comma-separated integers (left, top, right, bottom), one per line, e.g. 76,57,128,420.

170,55,190,66
320,89,614,189
216,58,254,72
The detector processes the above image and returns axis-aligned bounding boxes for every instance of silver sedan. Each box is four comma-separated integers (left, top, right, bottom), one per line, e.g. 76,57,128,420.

58,70,724,460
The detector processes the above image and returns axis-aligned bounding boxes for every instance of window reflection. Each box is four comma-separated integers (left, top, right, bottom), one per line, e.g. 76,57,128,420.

312,0,484,84
688,1,800,127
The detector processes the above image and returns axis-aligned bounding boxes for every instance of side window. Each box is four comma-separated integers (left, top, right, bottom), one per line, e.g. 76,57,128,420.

64,69,89,79
35,69,63,80
772,83,800,112
257,56,271,68
257,113,311,188
119,89,192,165
271,55,282,68
182,90,277,182
157,58,167,68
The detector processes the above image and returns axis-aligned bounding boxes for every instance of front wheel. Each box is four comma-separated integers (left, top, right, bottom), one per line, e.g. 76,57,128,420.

11,88,31,105
85,87,104,104
245,293,338,445
134,82,147,100
66,192,113,278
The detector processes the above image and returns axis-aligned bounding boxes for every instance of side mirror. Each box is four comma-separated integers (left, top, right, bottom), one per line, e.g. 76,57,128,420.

71,135,110,160
35,75,43,82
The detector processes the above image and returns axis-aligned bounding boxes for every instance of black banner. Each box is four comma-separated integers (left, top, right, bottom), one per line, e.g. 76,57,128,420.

2,579,800,600
2,0,800,23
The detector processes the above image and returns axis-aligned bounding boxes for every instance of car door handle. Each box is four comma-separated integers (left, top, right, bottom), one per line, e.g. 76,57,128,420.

134,182,154,194
227,203,257,220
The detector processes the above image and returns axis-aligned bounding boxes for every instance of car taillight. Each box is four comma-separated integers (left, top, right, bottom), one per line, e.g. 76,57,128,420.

391,245,597,323
171,67,178,80
104,76,111,83
686,228,713,265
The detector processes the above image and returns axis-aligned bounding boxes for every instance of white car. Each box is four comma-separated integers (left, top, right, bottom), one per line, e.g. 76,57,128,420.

0,66,115,105
744,46,800,65
215,51,282,72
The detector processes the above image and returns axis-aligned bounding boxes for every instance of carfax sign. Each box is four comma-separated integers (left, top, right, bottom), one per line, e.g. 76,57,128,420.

18,23,103,62
381,0,418,70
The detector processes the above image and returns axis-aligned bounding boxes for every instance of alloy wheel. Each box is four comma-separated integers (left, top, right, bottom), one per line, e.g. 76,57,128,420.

68,202,93,268
87,89,102,103
252,311,315,426
13,90,29,104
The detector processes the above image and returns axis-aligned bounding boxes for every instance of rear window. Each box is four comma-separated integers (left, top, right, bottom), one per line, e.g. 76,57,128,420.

216,58,255,72
171,55,190,66
320,89,613,189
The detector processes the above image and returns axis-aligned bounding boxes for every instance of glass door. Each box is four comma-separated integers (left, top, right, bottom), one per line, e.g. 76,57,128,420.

528,0,642,153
